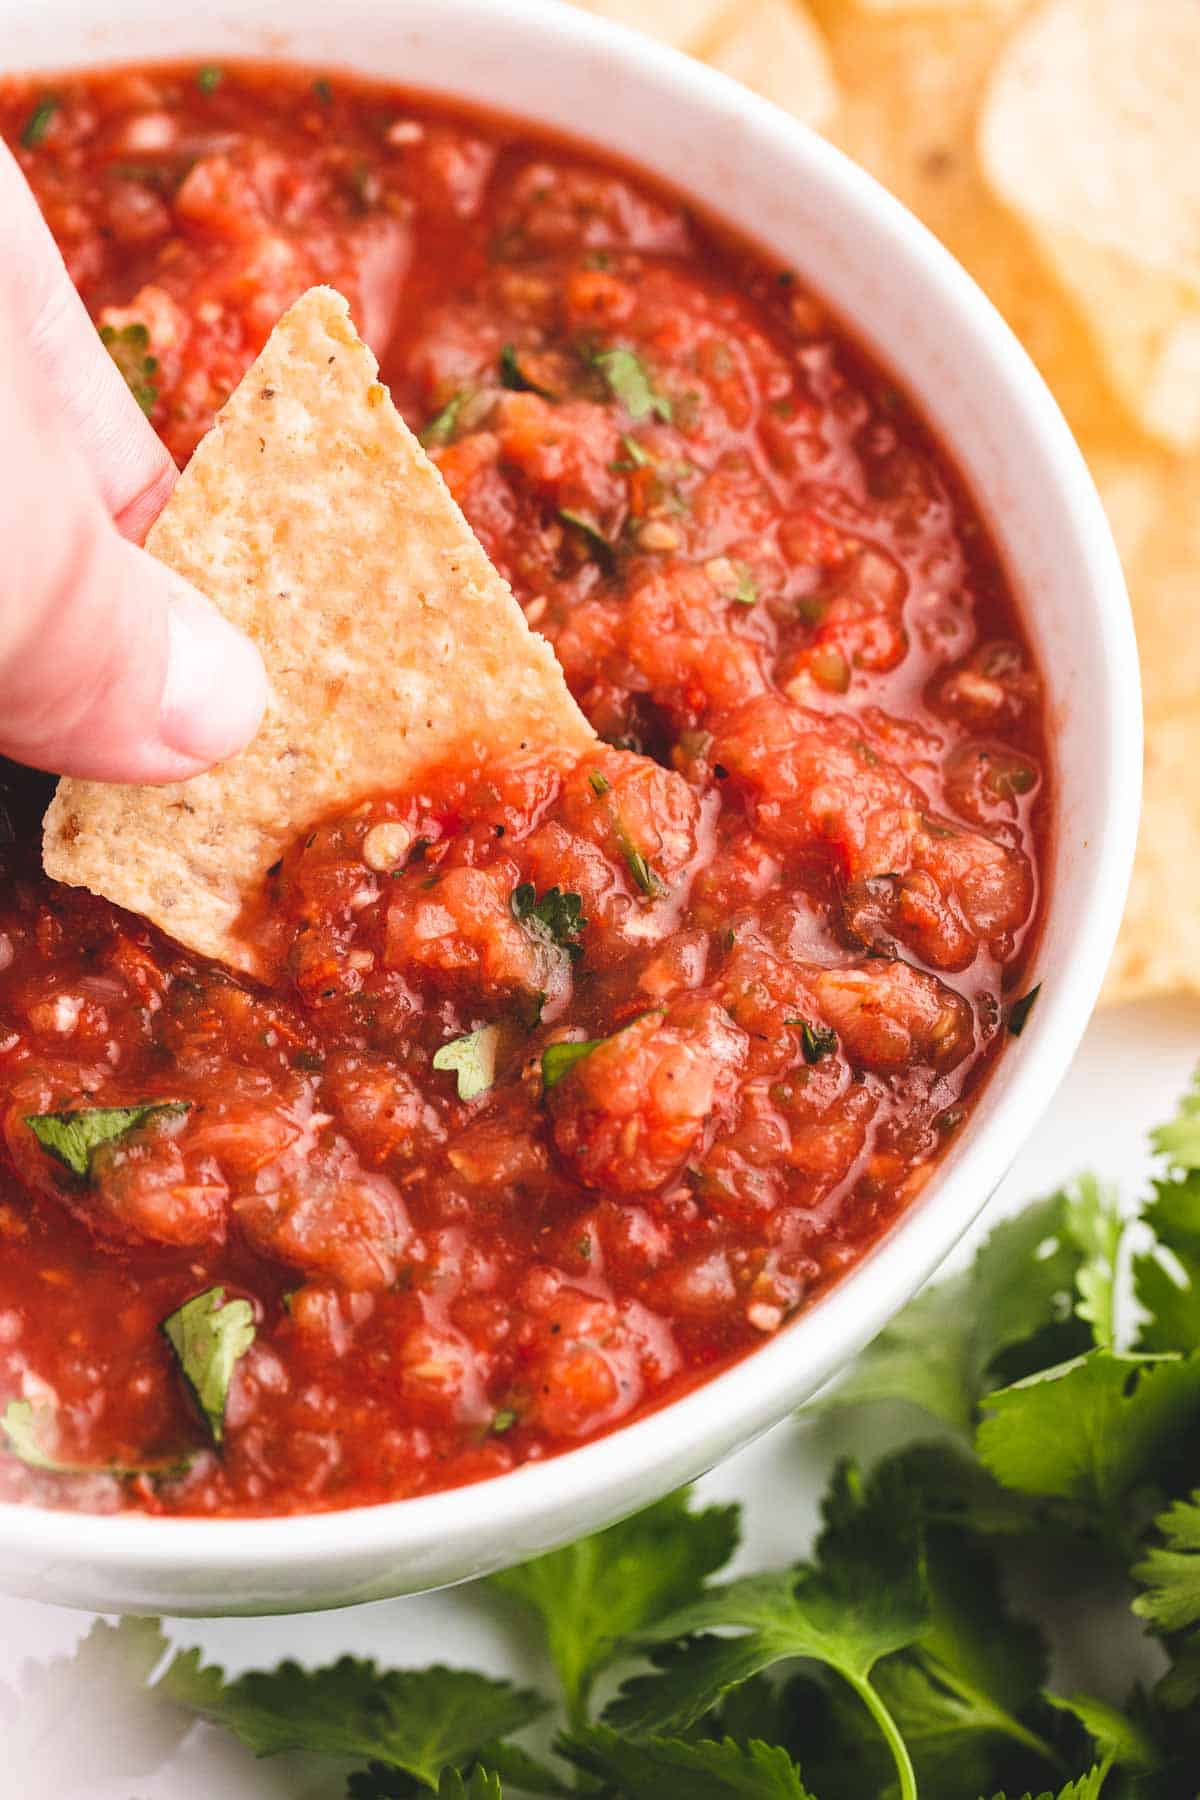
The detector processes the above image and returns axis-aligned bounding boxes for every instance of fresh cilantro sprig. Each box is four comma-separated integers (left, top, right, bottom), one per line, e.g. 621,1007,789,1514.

606,1461,928,1800
157,1653,550,1791
489,1486,739,1725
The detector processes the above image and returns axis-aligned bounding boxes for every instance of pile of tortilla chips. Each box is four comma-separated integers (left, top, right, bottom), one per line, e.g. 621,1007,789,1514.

575,0,1198,1003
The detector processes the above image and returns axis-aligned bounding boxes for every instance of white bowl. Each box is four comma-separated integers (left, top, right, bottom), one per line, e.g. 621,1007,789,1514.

0,0,1139,1614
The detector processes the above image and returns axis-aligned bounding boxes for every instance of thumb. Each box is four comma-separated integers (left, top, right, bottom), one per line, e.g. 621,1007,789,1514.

0,334,267,785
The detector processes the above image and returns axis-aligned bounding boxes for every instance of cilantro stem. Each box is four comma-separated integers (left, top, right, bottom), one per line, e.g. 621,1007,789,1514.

844,1672,917,1800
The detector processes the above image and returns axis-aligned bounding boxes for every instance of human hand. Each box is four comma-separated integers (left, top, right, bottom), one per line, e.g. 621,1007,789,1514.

0,144,266,783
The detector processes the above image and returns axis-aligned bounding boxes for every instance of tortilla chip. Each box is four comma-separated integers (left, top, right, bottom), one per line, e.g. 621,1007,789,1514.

703,0,839,130
571,0,730,50
841,0,1028,13
979,0,1200,452
43,287,595,980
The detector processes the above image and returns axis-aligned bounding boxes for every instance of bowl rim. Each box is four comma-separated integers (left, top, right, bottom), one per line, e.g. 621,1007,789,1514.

0,0,1141,1591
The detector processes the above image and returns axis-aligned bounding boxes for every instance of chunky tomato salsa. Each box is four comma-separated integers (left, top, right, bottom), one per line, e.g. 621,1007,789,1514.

0,64,1046,1516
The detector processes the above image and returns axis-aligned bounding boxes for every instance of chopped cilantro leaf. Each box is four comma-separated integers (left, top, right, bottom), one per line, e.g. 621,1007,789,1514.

1,1398,188,1480
490,1486,738,1724
99,320,159,415
542,1037,604,1090
489,1409,518,1435
196,64,223,93
419,389,470,448
433,1025,501,1101
558,508,615,573
20,95,58,148
25,1100,190,1180
1007,983,1041,1036
797,1020,836,1064
615,431,651,470
592,346,672,422
609,809,666,898
587,769,611,797
510,883,586,959
732,564,758,606
498,343,552,396
161,1286,256,1448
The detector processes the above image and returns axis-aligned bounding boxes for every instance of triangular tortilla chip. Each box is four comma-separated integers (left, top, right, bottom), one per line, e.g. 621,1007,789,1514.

43,286,595,979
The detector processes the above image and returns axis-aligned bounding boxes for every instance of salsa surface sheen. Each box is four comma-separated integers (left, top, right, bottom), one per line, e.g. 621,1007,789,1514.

0,63,1047,1516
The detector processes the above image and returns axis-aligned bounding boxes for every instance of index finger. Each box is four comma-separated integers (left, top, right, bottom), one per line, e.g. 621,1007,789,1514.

0,140,177,540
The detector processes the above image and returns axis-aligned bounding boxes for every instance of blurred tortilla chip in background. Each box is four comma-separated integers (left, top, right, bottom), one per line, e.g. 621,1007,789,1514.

564,0,1199,1003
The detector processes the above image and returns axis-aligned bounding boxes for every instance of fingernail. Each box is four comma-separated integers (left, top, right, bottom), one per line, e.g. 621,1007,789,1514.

159,582,268,768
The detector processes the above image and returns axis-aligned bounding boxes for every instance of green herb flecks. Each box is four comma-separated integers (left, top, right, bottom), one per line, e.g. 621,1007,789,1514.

99,320,159,415
510,884,586,960
312,77,333,105
1,1399,189,1481
611,811,665,899
795,1020,837,1065
419,389,471,448
20,95,58,148
1008,983,1042,1036
498,343,554,397
541,1038,606,1090
433,1025,502,1102
733,564,758,606
592,346,672,423
161,1287,256,1449
613,431,651,471
583,768,666,897
25,1100,190,1181
558,509,616,574
196,65,223,93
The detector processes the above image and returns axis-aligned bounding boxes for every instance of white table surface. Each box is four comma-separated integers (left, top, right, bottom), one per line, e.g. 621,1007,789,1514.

4,994,1197,1797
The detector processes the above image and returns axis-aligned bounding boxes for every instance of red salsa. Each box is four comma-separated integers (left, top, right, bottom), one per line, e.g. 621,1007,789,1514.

0,63,1046,1515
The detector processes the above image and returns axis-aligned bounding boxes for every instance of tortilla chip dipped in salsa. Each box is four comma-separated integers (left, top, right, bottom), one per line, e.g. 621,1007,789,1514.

43,286,596,980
